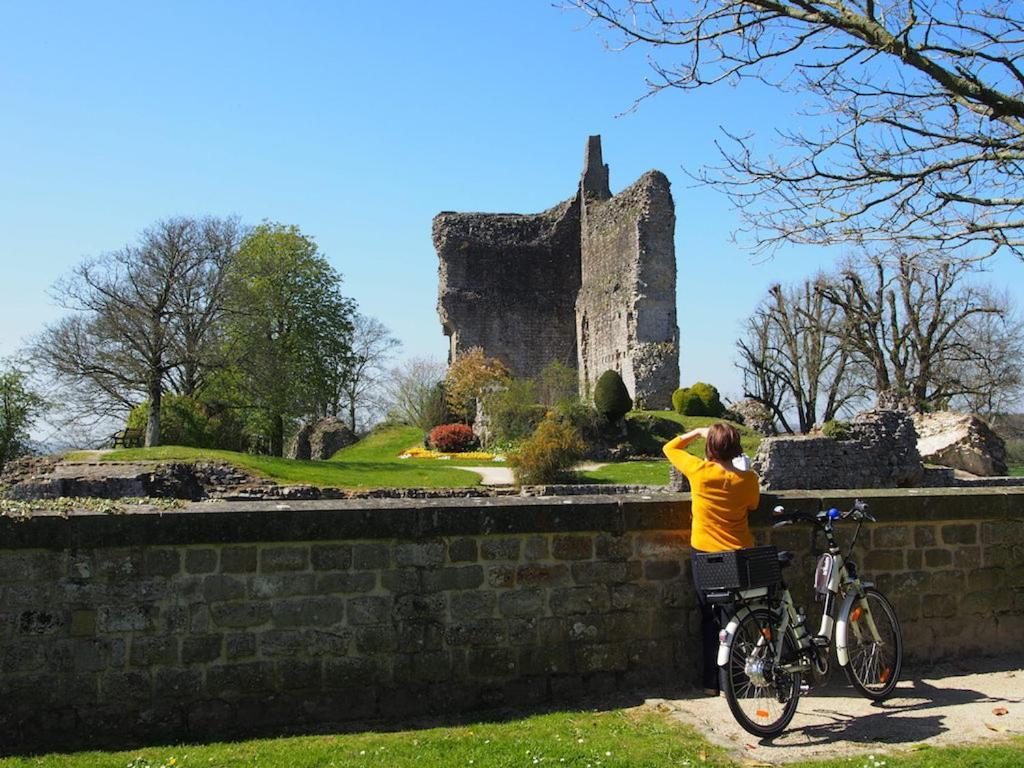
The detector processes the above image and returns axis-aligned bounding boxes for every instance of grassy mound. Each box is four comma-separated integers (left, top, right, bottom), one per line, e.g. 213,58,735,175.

85,426,482,489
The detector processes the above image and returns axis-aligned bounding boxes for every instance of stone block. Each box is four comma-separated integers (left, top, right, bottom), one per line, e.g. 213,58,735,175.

518,644,574,675
205,662,273,696
381,568,421,594
596,533,633,561
466,647,515,680
914,525,937,548
515,564,570,587
260,546,309,573
448,537,478,562
95,549,144,580
271,596,345,627
549,586,610,615
864,549,904,571
486,566,516,588
611,583,658,611
210,602,271,629
2,641,46,673
968,567,1004,591
507,617,538,645
0,551,62,583
906,549,923,569
394,541,445,568
226,632,257,659
203,574,247,603
498,588,545,617
353,543,390,570
445,619,508,646
155,668,202,699
961,590,1014,615
348,596,392,625
393,594,447,621
922,595,956,619
182,635,223,664
185,548,218,574
981,520,1024,545
324,656,389,688
311,544,352,571
393,651,451,685
130,636,178,666
552,535,594,561
250,573,317,599
523,535,549,561
275,659,322,690
575,643,627,673
872,525,909,548
16,609,64,635
143,548,181,576
98,605,159,633
941,524,977,545
480,538,521,561
924,548,953,568
422,565,484,592
953,547,982,569
70,609,96,637
642,560,681,580
634,532,688,558
317,571,376,594
221,546,258,573
450,591,497,620
929,569,966,593
571,561,628,584
99,670,152,703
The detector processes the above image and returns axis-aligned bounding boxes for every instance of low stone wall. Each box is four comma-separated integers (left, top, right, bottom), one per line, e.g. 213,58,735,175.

1,488,1023,753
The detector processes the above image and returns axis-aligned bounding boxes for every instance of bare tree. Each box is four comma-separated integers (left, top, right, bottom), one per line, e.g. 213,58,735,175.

817,251,1018,409
334,314,401,432
737,279,862,432
575,1,1024,260
384,357,449,432
35,217,240,447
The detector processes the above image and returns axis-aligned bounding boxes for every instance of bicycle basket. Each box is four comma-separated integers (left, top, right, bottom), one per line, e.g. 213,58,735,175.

692,546,781,593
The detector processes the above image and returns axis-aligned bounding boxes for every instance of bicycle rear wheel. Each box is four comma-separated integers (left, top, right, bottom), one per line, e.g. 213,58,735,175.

842,587,902,700
722,608,801,737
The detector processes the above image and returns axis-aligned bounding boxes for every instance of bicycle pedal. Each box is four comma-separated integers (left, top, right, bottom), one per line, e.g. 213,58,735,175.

800,683,811,694
811,635,830,647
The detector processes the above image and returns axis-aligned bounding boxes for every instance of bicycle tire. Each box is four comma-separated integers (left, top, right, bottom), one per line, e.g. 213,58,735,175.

721,607,801,737
842,587,903,701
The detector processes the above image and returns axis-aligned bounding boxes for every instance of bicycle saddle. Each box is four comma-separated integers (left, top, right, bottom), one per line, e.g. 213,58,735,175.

777,549,795,568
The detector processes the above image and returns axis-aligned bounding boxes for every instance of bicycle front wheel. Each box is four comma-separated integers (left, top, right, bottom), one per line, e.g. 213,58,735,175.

722,608,801,738
842,587,902,701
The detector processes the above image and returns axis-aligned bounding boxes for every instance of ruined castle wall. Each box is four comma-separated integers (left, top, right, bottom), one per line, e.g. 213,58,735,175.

577,172,679,408
434,199,581,378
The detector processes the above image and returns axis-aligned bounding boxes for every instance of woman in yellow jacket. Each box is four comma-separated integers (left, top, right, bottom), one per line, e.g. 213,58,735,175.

663,423,760,695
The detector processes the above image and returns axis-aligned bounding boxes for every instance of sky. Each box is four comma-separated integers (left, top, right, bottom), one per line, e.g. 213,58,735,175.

2,0,1022,410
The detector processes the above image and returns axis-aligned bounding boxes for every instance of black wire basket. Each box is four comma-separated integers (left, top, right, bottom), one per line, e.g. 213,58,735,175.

692,546,782,593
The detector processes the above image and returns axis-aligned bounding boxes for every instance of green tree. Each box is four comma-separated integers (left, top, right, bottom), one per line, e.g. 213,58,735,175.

223,223,355,456
0,366,47,473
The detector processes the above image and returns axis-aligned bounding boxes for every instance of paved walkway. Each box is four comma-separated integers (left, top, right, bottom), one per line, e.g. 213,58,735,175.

653,655,1023,764
452,462,608,486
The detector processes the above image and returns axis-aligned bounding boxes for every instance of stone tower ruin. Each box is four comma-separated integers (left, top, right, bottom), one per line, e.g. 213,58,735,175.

434,136,679,408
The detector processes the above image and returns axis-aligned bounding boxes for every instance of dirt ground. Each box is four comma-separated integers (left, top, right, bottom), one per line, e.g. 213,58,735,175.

652,655,1024,764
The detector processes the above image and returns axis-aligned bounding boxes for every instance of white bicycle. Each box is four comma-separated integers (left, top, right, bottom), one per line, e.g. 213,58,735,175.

693,500,903,737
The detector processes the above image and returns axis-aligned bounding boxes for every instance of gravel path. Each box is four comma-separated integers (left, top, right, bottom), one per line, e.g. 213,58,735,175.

452,462,609,486
653,655,1023,764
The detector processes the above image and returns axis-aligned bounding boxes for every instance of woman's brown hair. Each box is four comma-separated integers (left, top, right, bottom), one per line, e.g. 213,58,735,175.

704,423,742,462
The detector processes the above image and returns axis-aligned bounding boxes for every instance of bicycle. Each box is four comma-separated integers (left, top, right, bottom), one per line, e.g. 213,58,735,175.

693,499,903,737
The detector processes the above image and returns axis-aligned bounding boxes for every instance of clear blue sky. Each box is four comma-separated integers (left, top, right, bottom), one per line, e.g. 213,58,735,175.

2,1,1021,404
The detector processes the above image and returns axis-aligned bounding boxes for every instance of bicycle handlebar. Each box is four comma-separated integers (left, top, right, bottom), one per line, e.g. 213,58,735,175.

771,500,876,528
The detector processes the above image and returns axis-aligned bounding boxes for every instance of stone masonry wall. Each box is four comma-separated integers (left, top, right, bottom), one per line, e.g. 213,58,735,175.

2,490,1023,753
577,170,678,409
434,198,582,378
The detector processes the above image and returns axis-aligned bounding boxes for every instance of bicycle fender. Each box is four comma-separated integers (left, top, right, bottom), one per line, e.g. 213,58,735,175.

716,605,756,668
834,584,872,667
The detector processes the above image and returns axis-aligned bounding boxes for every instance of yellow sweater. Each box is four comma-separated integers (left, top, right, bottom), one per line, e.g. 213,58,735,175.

663,436,759,552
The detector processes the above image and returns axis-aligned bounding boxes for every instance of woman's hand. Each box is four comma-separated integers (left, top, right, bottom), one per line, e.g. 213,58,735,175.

682,427,710,441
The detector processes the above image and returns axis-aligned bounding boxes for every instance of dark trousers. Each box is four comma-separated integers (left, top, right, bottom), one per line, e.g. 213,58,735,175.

692,552,722,691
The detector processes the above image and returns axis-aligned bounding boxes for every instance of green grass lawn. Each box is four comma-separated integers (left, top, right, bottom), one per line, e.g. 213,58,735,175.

2,708,1020,768
1008,464,1024,477
578,460,671,485
76,426,483,490
625,411,761,458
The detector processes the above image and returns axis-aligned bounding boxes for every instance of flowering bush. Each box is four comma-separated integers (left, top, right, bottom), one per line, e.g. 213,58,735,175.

428,423,477,453
511,414,586,485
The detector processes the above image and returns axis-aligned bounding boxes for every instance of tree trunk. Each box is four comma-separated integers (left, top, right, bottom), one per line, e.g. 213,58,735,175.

271,412,284,457
348,397,357,433
146,377,162,448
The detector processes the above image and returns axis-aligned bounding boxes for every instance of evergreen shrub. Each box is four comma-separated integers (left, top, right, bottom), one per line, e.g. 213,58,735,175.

672,382,725,416
593,370,632,422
